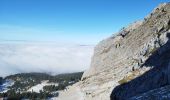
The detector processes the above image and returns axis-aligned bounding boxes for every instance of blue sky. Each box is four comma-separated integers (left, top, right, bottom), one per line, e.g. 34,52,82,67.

0,0,169,44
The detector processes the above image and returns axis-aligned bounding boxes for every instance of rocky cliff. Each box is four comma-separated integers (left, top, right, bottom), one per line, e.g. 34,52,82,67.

57,3,170,100
81,2,170,100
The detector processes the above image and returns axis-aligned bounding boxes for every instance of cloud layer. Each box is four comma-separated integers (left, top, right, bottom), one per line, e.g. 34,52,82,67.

0,42,94,77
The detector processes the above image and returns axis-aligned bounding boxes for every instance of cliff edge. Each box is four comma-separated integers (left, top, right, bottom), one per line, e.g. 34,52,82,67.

81,2,170,100
57,3,170,100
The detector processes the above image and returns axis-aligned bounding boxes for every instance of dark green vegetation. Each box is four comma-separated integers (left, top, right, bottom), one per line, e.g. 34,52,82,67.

0,72,83,99
0,91,57,100
0,77,3,85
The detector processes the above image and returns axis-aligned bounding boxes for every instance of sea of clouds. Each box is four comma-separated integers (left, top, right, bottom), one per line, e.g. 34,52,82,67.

0,41,94,77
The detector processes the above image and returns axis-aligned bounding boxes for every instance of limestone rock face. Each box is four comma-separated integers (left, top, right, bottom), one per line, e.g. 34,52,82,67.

80,2,170,100
57,3,170,100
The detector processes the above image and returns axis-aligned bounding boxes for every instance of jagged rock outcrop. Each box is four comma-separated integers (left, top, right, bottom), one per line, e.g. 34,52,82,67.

80,2,170,100
57,3,170,100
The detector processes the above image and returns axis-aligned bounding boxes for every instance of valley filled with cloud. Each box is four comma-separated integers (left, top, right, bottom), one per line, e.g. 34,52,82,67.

0,41,94,77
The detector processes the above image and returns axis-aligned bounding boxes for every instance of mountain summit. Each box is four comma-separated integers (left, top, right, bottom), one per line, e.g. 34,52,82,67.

57,3,170,100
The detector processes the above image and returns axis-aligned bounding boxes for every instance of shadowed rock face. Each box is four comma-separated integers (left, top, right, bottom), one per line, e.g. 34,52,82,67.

80,2,170,100
129,85,170,100
111,33,170,100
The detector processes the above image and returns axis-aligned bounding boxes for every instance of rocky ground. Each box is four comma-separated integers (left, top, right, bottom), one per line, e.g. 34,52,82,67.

53,83,84,100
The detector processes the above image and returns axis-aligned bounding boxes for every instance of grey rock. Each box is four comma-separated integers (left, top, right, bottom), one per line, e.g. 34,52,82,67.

86,2,170,100
62,2,170,100
129,85,170,100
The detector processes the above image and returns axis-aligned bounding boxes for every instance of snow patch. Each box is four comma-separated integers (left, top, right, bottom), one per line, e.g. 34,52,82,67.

27,80,58,93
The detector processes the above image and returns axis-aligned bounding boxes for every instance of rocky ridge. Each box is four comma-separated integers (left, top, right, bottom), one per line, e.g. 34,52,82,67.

57,3,170,100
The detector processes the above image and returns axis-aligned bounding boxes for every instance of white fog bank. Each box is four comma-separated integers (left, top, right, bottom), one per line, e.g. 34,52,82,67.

0,41,94,77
